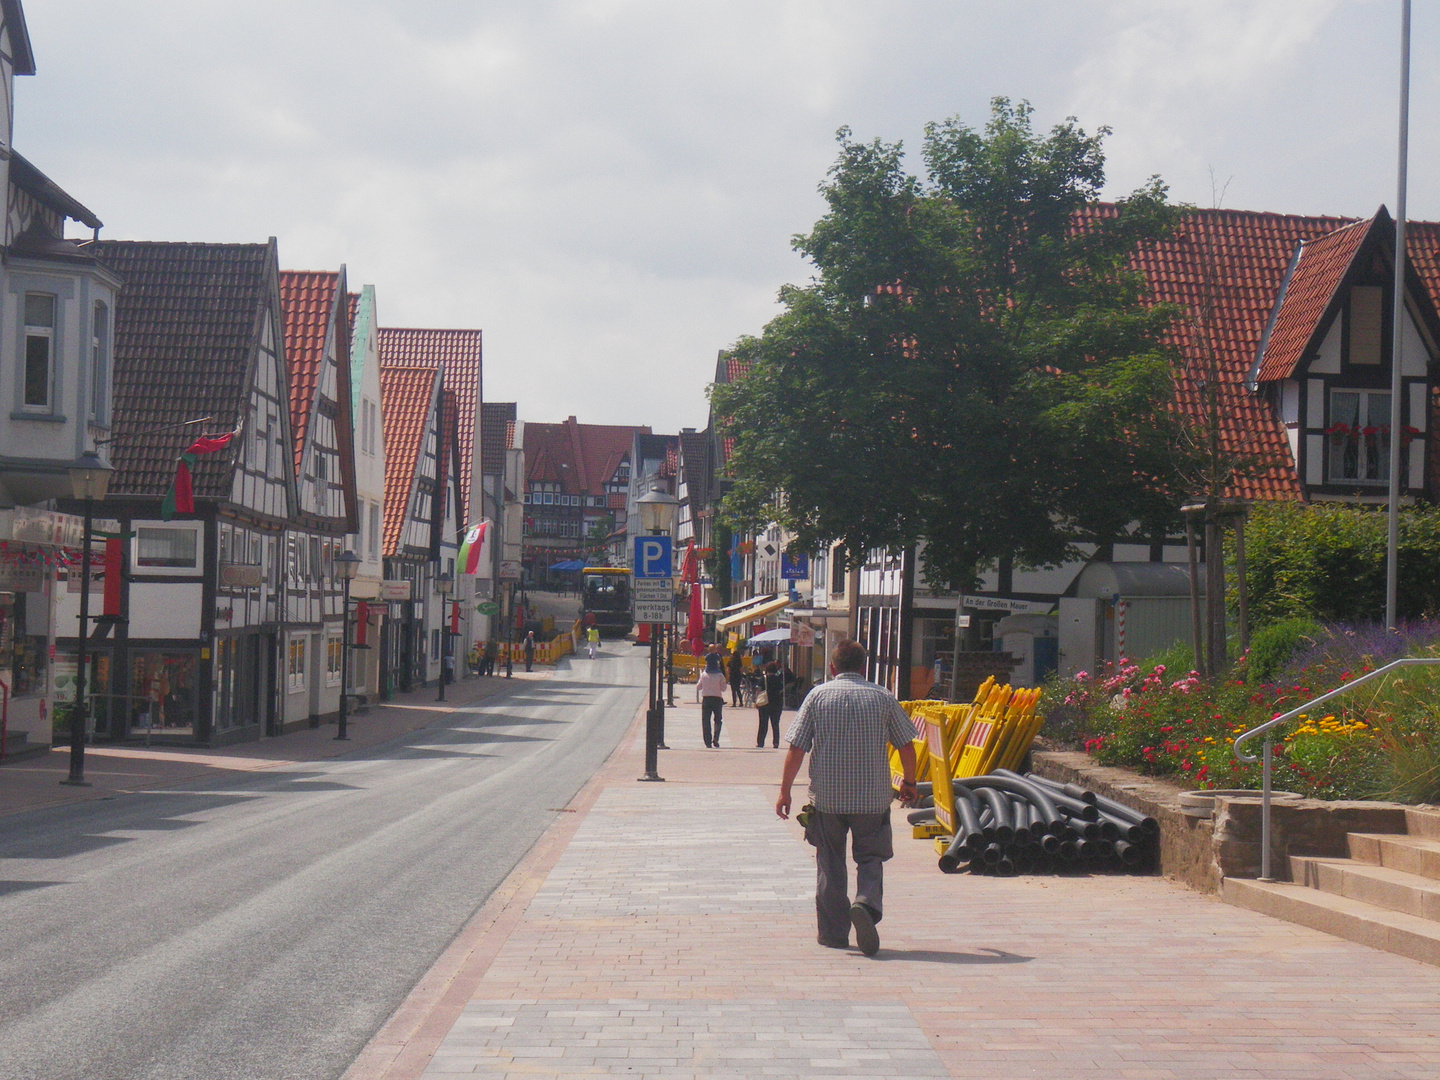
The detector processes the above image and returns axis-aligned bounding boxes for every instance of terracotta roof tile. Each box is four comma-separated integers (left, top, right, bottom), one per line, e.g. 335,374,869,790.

378,327,481,522
380,364,439,557
523,418,648,496
1252,218,1371,383
280,270,340,477
84,239,273,498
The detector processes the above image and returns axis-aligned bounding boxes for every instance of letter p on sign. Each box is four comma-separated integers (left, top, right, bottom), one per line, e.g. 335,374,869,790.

633,535,672,578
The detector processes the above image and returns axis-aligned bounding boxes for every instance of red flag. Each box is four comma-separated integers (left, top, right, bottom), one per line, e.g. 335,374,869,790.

161,431,237,519
102,538,122,617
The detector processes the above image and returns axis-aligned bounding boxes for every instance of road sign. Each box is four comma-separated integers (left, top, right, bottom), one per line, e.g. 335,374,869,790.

632,578,673,601
633,599,674,623
633,535,672,579
780,553,810,580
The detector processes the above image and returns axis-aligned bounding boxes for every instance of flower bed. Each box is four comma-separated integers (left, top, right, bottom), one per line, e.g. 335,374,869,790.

1041,621,1440,803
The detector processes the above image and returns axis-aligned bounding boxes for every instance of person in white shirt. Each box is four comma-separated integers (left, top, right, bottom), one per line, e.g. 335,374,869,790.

695,652,729,748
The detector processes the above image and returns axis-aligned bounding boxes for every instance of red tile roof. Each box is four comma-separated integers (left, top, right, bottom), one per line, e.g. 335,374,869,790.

346,291,359,334
377,327,481,523
1251,218,1372,384
523,417,649,496
379,364,439,557
279,270,340,476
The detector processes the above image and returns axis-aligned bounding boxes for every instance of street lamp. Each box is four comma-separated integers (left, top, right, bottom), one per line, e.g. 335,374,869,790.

636,489,678,783
333,549,361,740
61,450,113,786
435,571,453,702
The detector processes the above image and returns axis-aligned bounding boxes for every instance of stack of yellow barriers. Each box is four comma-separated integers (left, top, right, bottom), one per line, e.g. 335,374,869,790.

893,677,1044,839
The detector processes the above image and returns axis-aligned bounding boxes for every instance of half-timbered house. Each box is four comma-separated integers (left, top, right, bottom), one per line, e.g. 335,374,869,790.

70,240,300,744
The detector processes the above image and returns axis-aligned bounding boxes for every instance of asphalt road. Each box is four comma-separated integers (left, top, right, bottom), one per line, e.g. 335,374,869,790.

0,647,647,1080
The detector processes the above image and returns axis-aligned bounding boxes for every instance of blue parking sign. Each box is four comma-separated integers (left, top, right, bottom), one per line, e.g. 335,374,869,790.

633,535,673,578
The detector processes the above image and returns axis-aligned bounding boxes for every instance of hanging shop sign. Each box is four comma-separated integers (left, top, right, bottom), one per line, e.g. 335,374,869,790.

379,579,413,601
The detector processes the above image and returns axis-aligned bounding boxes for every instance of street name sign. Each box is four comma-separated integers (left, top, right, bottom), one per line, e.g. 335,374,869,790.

633,535,672,578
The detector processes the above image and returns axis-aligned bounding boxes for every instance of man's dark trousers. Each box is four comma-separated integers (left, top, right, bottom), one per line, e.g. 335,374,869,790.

809,810,893,944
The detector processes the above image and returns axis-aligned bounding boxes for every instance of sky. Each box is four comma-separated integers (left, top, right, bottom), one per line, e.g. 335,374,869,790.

15,0,1440,432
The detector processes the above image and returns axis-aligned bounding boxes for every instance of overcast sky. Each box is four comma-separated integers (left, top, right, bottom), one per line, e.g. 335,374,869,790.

16,0,1440,432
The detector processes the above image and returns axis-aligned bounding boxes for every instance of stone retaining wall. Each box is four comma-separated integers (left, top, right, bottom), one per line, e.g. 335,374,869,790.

1030,749,1420,892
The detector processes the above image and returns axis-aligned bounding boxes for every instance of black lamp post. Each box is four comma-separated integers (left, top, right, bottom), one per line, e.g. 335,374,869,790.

333,549,361,740
636,488,678,782
435,571,453,702
61,451,113,787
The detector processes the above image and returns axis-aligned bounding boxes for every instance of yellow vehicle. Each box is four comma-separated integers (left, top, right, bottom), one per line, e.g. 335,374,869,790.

580,566,633,638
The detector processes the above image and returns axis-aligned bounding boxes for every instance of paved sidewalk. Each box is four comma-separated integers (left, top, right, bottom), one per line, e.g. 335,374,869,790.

347,697,1440,1080
0,669,554,817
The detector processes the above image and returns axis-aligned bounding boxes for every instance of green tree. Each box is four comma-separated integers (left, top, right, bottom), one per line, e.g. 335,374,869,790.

711,99,1189,589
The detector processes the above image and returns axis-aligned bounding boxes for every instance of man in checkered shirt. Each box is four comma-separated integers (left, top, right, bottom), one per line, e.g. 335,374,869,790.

776,639,917,956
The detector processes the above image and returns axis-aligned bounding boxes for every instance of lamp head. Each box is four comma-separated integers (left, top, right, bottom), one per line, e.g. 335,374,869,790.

68,450,113,501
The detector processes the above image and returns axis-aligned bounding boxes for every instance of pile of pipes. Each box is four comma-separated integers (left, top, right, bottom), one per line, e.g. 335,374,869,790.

908,768,1159,876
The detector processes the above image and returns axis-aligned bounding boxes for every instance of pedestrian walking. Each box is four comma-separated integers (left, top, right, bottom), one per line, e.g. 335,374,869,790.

775,639,917,956
695,653,727,748
756,658,786,748
727,648,745,707
587,624,600,659
523,631,536,672
483,639,499,677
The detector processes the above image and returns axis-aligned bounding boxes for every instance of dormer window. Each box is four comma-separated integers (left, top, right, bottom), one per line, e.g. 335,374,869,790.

22,292,55,410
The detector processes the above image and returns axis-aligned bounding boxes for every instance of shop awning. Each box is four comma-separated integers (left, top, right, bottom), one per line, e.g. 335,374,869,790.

715,594,790,631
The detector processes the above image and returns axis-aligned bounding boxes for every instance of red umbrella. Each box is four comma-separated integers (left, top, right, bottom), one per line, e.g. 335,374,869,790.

682,540,705,655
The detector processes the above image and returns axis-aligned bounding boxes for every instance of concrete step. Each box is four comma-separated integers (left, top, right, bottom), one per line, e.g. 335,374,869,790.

1292,855,1440,922
1224,877,1440,967
1403,809,1440,839
1348,832,1440,879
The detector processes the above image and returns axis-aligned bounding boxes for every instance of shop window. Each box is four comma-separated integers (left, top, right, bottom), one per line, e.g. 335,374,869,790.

22,293,56,411
135,526,199,569
288,636,307,692
326,634,342,686
132,651,198,735
1328,389,1392,484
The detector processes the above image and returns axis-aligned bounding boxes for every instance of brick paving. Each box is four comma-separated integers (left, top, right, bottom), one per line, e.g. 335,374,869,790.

357,697,1440,1078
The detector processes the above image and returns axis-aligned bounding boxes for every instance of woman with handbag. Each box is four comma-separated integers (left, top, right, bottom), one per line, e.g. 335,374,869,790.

756,657,786,748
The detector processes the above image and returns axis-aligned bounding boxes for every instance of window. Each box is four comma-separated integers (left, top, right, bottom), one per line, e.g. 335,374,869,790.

135,526,199,569
542,492,553,505
1350,286,1383,365
23,293,55,410
368,501,381,560
1328,389,1392,483
91,302,109,422
326,634,342,686
288,637,307,692
831,551,847,596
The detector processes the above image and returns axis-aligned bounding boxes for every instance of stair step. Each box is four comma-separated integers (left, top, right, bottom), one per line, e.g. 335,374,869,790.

1404,809,1440,839
1224,877,1440,967
1292,855,1440,921
1348,832,1440,879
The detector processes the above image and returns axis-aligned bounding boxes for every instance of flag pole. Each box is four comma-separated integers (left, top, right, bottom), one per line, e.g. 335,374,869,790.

1386,0,1411,631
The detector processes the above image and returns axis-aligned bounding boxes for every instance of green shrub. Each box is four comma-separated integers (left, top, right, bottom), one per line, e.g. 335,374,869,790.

1242,503,1440,627
1244,617,1322,684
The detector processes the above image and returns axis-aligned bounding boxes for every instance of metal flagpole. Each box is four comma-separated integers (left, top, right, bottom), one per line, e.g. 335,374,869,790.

1386,0,1411,630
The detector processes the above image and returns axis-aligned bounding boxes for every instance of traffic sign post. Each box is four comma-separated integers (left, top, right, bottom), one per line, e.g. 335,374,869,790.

633,535,673,578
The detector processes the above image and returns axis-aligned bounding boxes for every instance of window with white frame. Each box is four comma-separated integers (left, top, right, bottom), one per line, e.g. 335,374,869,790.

134,525,199,570
368,500,381,560
91,302,109,423
1328,389,1392,484
326,634,342,686
22,293,56,410
288,636,307,692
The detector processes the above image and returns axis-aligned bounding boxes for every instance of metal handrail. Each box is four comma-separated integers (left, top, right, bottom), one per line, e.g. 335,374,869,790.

1232,656,1440,881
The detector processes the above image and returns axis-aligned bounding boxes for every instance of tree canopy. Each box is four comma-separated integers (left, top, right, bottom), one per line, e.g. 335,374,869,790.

710,98,1190,590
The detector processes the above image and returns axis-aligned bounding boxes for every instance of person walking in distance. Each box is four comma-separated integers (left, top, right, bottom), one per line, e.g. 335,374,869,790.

695,653,728,748
727,647,745,707
523,631,536,672
587,624,600,660
483,639,498,677
756,656,785,748
775,639,917,956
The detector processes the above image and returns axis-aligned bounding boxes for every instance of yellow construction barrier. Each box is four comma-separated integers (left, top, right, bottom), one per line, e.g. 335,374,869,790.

895,677,1043,840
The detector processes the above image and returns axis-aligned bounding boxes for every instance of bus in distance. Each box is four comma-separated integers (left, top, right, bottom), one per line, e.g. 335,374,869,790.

580,567,633,638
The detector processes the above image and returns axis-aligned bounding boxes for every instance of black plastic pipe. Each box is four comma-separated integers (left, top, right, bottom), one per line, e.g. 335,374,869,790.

960,774,1066,833
973,785,1014,841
